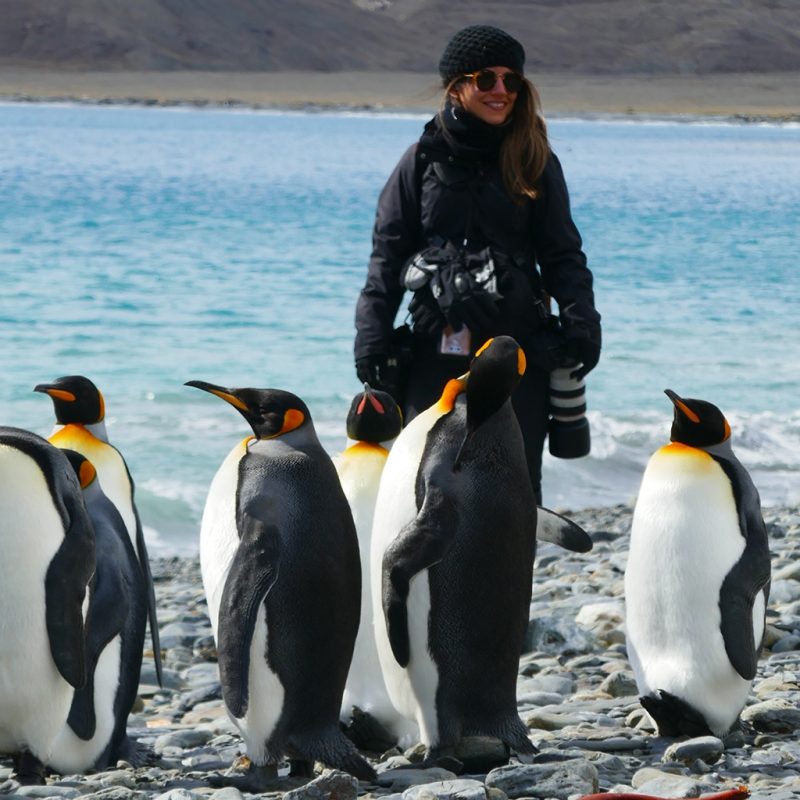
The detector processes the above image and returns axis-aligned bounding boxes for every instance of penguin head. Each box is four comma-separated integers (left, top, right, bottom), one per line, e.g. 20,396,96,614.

186,380,311,440
346,383,403,444
452,336,526,470
34,375,105,425
665,389,731,448
466,336,526,433
61,448,98,490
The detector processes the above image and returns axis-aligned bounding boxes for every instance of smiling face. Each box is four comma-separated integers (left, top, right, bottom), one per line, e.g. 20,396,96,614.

451,66,519,125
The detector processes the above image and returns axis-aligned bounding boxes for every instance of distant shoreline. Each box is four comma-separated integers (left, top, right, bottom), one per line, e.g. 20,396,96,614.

1,68,799,123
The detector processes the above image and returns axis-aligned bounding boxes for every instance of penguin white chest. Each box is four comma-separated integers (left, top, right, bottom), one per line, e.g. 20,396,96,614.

200,440,249,638
0,446,75,758
370,408,442,743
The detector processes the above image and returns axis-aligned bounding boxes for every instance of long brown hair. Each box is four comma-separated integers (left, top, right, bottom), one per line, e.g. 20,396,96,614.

443,75,550,201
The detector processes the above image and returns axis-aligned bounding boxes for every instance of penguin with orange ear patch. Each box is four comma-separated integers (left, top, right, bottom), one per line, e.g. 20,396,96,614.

185,381,375,786
370,336,537,765
625,390,771,738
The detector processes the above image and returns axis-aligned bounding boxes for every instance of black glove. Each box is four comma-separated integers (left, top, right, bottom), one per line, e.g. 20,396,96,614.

408,289,446,337
560,301,601,380
355,355,401,398
566,338,600,380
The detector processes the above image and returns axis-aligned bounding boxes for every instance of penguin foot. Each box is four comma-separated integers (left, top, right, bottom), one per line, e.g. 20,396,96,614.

421,747,464,775
109,735,156,768
342,707,398,754
289,759,314,778
13,751,46,785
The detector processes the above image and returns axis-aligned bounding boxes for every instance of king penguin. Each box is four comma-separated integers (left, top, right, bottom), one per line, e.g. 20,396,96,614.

33,375,162,687
625,389,771,737
334,385,418,750
186,380,375,785
0,427,94,784
370,336,540,763
49,450,150,773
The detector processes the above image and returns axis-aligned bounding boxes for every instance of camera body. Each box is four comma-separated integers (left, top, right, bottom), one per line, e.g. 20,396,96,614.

548,361,590,458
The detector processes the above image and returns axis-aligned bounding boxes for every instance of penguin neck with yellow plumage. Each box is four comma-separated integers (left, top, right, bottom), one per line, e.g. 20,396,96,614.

34,375,110,443
665,388,734,459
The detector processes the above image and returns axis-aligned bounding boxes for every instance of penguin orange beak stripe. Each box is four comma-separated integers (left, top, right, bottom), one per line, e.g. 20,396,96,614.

210,389,249,412
357,393,385,416
517,348,527,376
45,388,76,402
673,398,701,424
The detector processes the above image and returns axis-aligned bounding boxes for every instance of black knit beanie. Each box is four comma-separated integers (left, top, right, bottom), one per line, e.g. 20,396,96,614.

438,25,526,86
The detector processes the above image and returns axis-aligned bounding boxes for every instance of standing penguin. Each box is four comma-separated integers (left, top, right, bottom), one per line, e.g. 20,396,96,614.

370,336,538,762
49,450,149,773
625,390,771,737
0,427,94,784
33,375,162,686
334,385,417,749
186,381,375,785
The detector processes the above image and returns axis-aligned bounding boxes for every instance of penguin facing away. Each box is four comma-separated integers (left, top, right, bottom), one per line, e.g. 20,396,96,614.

625,389,771,737
33,375,163,687
371,336,538,762
186,380,375,785
335,385,418,750
0,427,95,784
49,450,150,773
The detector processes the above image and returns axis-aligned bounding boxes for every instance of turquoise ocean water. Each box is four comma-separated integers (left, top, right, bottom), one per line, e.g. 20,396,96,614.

1,102,798,554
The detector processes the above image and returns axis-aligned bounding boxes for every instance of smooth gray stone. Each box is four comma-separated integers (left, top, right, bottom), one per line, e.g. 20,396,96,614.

741,699,800,732
208,788,244,800
154,729,215,752
402,779,487,800
772,634,800,653
377,769,458,791
139,664,183,689
635,774,703,797
159,622,202,649
599,670,638,697
80,789,147,800
182,662,220,686
485,759,598,799
520,674,575,696
14,787,81,798
569,736,648,752
153,790,201,800
283,770,359,800
664,736,725,765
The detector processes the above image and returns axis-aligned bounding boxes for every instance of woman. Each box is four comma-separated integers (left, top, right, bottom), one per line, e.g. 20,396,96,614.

354,24,600,501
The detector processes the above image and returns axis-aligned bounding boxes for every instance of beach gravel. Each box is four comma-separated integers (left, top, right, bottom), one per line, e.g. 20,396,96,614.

2,504,799,799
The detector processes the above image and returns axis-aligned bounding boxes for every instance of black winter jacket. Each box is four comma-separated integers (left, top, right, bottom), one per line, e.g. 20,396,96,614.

354,112,599,361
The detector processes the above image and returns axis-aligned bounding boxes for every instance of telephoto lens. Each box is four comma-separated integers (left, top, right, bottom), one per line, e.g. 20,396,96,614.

548,362,590,458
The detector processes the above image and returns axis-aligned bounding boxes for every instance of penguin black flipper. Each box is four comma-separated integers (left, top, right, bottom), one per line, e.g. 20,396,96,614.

43,469,96,690
536,506,593,553
67,542,130,740
217,511,281,719
713,456,772,681
382,484,459,667
133,505,163,688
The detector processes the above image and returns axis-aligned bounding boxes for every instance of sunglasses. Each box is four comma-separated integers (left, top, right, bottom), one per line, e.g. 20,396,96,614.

463,69,524,93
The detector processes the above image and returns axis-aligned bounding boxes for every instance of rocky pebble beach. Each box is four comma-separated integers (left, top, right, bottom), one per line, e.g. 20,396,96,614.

2,503,799,800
